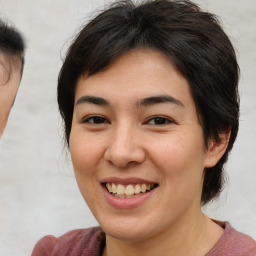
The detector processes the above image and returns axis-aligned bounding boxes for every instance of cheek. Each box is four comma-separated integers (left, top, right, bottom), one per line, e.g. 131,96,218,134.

0,88,15,111
69,132,102,206
0,89,16,134
149,134,205,211
149,131,206,185
69,130,105,177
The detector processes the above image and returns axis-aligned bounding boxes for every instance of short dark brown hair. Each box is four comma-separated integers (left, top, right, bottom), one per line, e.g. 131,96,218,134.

57,0,240,205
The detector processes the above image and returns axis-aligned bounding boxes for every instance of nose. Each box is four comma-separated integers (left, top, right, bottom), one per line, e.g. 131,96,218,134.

104,124,146,168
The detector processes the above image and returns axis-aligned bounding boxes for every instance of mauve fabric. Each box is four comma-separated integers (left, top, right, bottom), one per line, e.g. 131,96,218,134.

31,222,256,256
32,227,105,256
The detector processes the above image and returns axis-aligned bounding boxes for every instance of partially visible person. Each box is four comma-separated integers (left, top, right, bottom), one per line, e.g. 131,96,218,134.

0,19,25,138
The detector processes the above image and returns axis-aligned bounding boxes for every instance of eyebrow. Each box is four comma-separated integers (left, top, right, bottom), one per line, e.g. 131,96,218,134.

76,96,110,106
136,95,184,108
75,94,184,108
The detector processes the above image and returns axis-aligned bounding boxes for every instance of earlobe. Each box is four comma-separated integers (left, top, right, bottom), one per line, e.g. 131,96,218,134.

204,131,230,168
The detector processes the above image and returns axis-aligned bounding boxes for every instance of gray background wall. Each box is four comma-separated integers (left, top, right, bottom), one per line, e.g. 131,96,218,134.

0,0,255,255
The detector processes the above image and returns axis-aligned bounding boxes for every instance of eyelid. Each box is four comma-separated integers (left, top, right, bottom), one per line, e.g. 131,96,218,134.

81,115,110,124
144,115,176,125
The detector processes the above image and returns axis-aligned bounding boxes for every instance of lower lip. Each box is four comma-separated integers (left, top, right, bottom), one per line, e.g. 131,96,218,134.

102,185,157,209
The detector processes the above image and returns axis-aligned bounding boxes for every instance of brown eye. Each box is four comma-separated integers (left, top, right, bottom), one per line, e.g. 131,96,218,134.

83,116,108,124
147,116,172,125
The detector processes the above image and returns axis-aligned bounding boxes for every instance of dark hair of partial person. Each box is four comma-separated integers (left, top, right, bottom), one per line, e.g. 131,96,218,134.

0,19,25,77
57,0,240,205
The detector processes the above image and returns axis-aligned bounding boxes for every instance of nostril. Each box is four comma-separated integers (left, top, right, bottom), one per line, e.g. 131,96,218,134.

104,146,146,168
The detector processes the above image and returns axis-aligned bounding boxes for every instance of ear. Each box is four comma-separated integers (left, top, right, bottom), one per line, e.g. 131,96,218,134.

204,131,230,168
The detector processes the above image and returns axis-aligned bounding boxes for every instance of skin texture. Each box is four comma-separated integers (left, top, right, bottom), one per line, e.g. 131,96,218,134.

0,53,22,137
69,49,228,256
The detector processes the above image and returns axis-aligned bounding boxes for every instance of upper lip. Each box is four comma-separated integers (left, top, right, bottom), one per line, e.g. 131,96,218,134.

100,177,158,185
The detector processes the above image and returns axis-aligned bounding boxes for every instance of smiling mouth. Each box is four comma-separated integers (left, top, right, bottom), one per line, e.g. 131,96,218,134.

104,183,158,199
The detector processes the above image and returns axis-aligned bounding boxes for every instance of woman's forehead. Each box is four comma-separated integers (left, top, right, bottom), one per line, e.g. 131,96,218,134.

73,49,197,114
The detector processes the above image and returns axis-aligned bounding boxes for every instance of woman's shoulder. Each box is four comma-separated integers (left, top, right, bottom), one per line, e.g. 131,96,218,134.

31,226,105,256
206,222,256,256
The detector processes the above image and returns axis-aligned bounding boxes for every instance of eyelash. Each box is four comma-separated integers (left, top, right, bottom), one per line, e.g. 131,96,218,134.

145,116,174,125
82,115,174,126
82,115,109,124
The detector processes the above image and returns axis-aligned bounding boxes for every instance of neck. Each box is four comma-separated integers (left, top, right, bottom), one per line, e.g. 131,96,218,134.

103,213,223,256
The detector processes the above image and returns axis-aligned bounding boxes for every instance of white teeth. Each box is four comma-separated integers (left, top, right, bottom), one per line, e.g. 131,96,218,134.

134,184,141,194
141,184,147,193
126,185,135,196
112,183,117,193
106,183,156,196
106,183,112,193
116,184,126,195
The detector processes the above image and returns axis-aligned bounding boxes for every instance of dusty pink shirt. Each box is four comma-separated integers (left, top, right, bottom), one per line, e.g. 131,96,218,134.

32,222,256,256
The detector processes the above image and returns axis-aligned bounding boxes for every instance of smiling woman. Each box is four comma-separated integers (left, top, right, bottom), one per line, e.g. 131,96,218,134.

70,50,210,236
32,0,256,255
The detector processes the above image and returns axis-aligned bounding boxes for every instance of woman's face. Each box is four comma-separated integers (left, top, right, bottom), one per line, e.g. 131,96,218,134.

0,54,21,137
70,49,215,242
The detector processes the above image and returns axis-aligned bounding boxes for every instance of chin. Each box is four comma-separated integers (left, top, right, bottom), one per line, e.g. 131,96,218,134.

105,227,151,242
98,215,157,242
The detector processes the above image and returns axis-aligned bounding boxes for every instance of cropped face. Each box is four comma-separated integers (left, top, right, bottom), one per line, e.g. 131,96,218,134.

69,49,218,242
0,54,22,137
